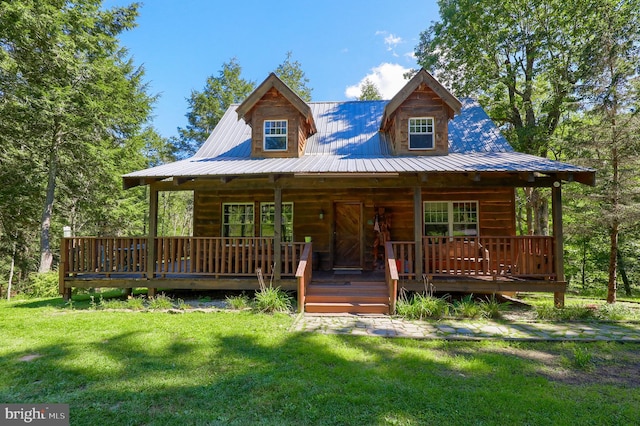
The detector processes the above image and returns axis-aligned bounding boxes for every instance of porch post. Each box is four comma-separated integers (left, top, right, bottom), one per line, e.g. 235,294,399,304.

147,185,158,296
552,183,565,307
413,186,423,278
273,185,282,281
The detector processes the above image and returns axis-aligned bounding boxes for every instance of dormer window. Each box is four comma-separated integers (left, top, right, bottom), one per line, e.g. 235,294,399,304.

264,120,288,151
409,117,434,150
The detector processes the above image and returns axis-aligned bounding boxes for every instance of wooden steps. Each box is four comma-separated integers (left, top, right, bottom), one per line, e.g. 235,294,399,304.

304,281,389,314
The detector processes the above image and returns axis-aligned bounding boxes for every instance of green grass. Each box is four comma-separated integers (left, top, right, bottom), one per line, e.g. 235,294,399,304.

1,298,639,425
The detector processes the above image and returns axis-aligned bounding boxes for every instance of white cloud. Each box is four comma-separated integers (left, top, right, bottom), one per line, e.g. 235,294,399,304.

345,63,412,99
384,34,402,50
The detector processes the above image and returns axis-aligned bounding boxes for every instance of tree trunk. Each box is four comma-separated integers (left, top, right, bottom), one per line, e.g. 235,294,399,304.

607,224,618,304
39,134,60,273
531,188,549,236
7,241,16,301
617,250,632,297
581,239,587,290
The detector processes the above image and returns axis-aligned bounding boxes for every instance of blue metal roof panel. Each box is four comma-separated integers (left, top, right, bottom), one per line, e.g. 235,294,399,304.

124,98,590,180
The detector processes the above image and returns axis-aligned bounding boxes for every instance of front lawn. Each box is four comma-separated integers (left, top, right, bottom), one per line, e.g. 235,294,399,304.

1,298,638,425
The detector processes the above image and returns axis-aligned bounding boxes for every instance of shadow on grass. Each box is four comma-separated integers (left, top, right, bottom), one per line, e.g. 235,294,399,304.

2,312,639,425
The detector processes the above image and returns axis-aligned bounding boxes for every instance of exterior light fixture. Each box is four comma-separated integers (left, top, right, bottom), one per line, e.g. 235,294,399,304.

319,209,324,220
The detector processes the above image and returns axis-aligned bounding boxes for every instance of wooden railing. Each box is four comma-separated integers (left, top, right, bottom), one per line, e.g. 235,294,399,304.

390,236,556,280
384,241,399,314
61,237,305,278
295,242,313,313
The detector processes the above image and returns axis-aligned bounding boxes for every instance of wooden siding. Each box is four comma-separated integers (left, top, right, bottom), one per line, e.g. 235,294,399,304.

193,185,515,271
249,88,310,158
390,84,450,156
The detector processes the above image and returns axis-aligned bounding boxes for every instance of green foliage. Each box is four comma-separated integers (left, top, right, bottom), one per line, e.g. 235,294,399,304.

126,297,146,311
570,346,595,371
0,0,160,275
396,291,450,319
533,303,633,321
147,294,174,310
479,295,511,319
453,294,482,319
22,272,59,298
226,293,251,310
253,286,293,314
274,51,313,102
357,78,382,101
99,298,128,310
176,58,255,157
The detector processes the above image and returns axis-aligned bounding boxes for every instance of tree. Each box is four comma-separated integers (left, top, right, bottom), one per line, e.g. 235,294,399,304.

415,0,597,235
274,51,313,102
176,58,255,158
563,0,640,303
0,0,154,273
357,78,383,101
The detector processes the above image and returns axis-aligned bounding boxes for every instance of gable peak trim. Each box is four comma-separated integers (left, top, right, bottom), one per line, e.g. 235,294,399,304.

236,73,316,133
380,68,462,130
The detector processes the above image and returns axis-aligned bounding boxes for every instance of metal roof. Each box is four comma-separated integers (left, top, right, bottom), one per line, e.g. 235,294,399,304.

124,98,593,184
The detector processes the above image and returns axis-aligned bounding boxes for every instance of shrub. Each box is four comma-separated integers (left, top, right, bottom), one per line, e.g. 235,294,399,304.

226,293,251,310
148,294,174,310
23,272,59,298
253,287,292,313
396,291,450,319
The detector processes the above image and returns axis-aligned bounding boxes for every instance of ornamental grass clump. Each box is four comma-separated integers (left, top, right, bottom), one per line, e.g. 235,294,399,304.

147,294,174,310
226,293,251,310
453,294,482,319
479,295,511,319
396,291,450,319
253,287,293,314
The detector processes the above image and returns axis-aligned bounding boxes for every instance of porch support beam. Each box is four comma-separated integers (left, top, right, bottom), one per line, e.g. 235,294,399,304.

273,185,282,281
552,183,565,307
147,185,158,294
413,187,423,278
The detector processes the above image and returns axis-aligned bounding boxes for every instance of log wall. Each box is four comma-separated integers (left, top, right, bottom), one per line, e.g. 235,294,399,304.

391,84,450,155
193,185,515,271
249,88,308,158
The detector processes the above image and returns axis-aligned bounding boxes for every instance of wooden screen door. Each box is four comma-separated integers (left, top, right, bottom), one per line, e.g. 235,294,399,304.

334,202,363,269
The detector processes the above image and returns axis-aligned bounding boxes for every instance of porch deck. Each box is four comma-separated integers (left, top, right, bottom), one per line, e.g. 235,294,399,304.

59,235,565,311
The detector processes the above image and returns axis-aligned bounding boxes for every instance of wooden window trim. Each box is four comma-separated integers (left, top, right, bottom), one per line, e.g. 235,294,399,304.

423,201,479,237
263,119,288,151
409,117,435,150
260,202,294,242
222,203,255,237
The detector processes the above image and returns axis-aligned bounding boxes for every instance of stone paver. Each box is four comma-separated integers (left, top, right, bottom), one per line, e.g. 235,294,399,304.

290,314,640,341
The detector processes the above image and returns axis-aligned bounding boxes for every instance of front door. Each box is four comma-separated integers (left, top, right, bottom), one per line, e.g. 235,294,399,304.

334,202,363,269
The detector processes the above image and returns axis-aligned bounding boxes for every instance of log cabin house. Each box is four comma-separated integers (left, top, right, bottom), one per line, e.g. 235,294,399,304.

59,69,595,314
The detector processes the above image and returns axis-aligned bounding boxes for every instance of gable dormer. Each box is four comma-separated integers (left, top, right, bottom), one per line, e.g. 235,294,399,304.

236,73,316,158
380,69,462,156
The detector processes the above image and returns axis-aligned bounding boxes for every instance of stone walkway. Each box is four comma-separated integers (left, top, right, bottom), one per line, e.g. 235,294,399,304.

291,315,640,342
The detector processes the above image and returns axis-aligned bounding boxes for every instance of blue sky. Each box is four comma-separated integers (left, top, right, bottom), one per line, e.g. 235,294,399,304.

104,0,441,139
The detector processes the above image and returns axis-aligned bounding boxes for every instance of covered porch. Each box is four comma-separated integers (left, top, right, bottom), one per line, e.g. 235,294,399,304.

59,233,565,313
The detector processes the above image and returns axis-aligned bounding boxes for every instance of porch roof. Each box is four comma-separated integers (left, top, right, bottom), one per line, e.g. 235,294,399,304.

124,98,595,188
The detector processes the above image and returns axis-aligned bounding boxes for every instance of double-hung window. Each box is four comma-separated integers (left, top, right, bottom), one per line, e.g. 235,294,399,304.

264,120,288,151
222,203,254,237
409,117,434,150
260,202,294,242
424,201,478,237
